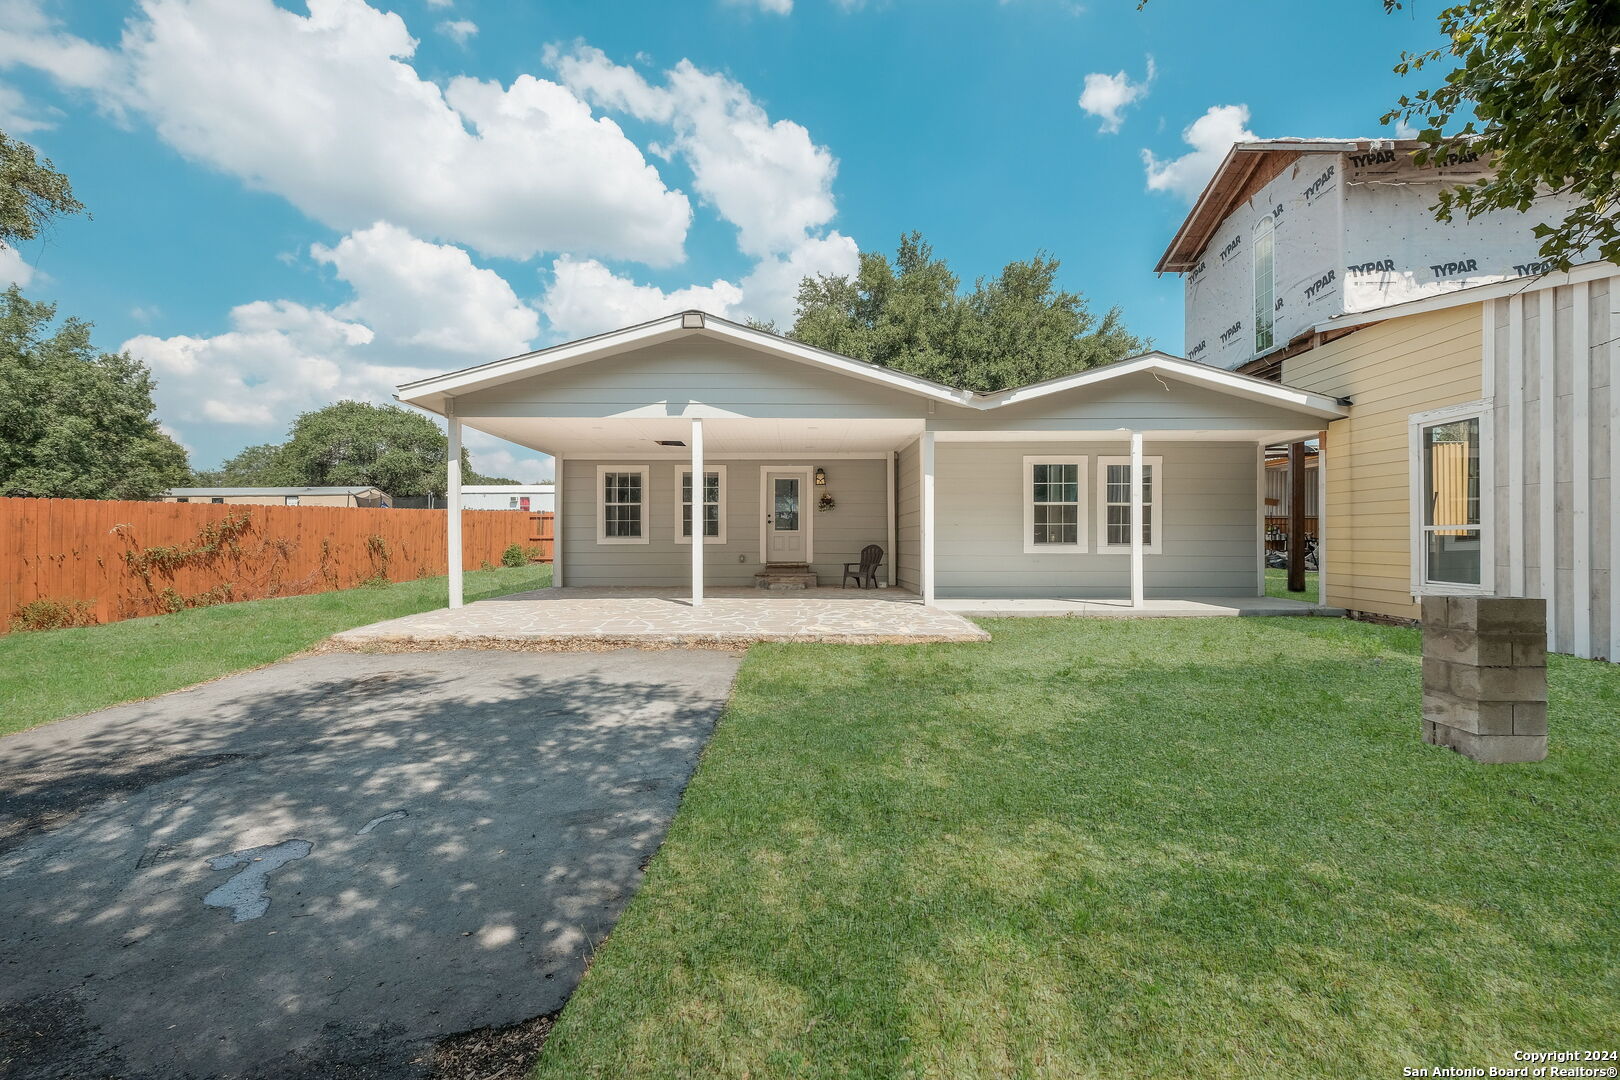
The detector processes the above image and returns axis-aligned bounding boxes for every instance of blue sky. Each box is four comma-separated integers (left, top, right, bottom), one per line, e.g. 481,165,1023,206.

0,0,1438,479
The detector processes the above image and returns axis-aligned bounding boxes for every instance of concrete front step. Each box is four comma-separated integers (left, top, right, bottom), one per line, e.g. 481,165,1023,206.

754,563,818,591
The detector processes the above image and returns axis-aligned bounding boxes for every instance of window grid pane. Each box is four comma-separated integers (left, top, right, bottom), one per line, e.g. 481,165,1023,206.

681,470,722,538
603,471,644,538
1104,463,1153,546
1030,462,1080,546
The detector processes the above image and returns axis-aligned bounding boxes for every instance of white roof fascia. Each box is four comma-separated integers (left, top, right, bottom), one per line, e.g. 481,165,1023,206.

395,319,1346,422
396,312,975,412
977,353,1348,419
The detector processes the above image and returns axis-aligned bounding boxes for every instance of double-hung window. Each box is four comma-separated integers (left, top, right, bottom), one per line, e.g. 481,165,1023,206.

1410,403,1492,593
676,465,726,544
1023,456,1087,553
1097,457,1164,553
596,465,650,544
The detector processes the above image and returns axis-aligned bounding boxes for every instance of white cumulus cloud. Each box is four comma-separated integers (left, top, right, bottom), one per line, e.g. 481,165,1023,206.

1078,56,1153,134
0,243,37,287
1,0,693,265
551,44,840,259
436,18,476,43
123,225,543,480
311,222,538,359
538,255,745,341
1142,103,1256,202
724,0,794,13
0,0,124,95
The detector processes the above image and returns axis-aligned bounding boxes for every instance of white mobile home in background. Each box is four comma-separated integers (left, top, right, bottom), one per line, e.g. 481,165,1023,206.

460,484,555,512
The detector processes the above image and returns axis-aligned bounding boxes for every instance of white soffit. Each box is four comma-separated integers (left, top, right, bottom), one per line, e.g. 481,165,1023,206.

462,416,925,456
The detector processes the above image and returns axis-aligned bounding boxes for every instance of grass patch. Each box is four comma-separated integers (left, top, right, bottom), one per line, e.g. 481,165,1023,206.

533,617,1618,1079
1265,566,1319,604
0,564,550,737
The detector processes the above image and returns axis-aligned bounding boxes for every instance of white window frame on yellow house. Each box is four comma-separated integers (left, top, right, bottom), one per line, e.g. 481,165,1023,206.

1408,400,1495,596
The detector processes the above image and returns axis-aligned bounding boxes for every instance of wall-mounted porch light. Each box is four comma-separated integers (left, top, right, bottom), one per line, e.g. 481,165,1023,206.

814,467,827,486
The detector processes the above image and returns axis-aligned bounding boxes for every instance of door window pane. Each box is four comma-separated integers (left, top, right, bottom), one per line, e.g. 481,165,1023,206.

773,478,800,532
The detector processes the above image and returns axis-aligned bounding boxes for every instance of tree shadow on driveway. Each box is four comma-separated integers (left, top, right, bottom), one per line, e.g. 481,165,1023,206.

0,649,742,1080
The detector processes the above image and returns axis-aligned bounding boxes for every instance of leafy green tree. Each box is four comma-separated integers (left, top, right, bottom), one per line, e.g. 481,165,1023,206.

189,443,288,486
1,130,85,251
785,232,1148,392
258,400,514,497
0,286,189,499
1383,0,1620,268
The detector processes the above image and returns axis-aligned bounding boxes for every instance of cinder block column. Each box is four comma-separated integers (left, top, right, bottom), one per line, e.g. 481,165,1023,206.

1421,596,1547,763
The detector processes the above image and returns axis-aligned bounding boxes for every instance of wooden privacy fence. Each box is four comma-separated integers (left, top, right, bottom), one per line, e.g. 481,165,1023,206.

0,498,553,632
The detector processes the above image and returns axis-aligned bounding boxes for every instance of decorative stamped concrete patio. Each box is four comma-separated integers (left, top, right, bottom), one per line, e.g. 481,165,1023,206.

328,587,992,648
934,596,1345,618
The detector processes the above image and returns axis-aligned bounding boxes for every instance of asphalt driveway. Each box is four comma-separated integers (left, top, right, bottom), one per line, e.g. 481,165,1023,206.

0,649,742,1080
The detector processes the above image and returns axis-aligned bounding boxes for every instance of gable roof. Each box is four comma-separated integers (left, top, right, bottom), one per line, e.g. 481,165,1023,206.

1154,138,1426,274
396,311,1347,421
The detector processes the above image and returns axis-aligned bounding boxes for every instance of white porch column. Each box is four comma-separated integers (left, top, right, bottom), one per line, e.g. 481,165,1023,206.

885,450,897,588
551,455,563,588
921,429,936,605
446,401,464,609
1130,431,1145,609
690,417,704,607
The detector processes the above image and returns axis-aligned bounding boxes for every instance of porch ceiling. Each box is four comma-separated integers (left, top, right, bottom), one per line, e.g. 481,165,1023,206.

460,416,926,457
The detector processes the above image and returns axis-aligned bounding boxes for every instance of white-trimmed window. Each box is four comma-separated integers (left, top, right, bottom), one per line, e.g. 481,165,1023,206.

1409,402,1493,594
1023,456,1087,553
596,465,650,544
675,465,727,544
1097,457,1163,553
1254,215,1275,353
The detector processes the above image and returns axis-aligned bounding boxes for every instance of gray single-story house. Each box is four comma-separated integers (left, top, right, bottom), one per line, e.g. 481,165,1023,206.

395,311,1346,607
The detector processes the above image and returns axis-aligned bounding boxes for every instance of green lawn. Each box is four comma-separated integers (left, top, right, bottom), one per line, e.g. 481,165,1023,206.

533,617,1618,1080
1265,566,1319,604
0,563,550,737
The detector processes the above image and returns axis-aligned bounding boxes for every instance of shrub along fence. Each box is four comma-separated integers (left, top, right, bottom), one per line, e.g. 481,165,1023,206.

0,497,553,632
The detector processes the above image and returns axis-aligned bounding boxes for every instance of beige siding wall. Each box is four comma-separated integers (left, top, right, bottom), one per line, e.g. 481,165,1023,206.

561,457,890,587
895,439,921,593
932,440,1261,598
1284,305,1484,622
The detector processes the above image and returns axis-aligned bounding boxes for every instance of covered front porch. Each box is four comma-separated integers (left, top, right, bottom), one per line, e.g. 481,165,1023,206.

393,311,1350,624
330,585,990,647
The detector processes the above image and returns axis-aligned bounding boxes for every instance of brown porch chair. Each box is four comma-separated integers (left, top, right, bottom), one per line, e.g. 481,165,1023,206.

843,544,884,589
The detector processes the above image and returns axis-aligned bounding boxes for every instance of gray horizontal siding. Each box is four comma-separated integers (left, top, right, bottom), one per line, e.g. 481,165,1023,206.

896,439,921,593
562,457,891,587
460,338,931,420
929,371,1323,432
932,441,1260,599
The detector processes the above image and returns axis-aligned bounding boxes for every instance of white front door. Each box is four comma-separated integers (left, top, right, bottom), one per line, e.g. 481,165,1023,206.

765,471,805,562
